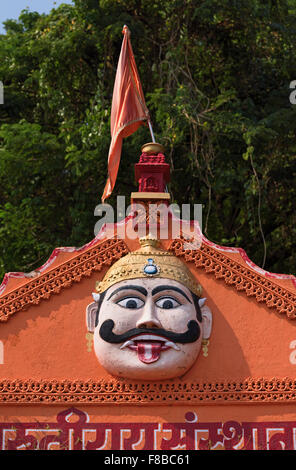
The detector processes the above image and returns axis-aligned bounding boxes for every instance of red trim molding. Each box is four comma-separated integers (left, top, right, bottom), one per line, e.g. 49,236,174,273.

1,236,296,321
0,238,129,322
169,239,296,319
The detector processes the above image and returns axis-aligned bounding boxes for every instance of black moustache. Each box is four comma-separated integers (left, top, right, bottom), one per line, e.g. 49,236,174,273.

99,319,200,344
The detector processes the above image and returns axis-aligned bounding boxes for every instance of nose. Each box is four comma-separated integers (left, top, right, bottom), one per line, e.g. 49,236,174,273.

136,299,162,329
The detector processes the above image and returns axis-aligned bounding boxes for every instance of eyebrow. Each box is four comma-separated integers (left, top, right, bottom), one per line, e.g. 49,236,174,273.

151,285,192,303
107,285,148,300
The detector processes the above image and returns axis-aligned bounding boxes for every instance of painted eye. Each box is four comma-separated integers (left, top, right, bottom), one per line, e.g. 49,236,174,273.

116,297,145,309
155,297,181,309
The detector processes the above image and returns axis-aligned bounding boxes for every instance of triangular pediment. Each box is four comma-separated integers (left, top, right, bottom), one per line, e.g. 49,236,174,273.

1,232,295,321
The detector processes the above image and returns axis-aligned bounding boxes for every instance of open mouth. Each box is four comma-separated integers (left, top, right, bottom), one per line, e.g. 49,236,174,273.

120,334,180,364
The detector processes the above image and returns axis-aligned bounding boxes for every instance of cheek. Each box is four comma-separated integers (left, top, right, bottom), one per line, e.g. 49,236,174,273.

98,302,139,333
182,340,202,367
158,306,197,330
93,327,117,359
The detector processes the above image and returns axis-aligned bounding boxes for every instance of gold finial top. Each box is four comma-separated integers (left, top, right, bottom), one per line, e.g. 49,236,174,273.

141,142,165,155
139,234,159,249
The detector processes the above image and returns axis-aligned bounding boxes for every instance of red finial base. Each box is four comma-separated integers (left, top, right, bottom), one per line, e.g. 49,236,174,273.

134,142,170,193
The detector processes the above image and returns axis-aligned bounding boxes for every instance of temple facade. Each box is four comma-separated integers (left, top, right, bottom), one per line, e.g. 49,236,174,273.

1,143,296,451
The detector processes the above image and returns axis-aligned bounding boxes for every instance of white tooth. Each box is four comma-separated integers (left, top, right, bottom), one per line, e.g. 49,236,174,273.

131,334,167,342
120,340,134,349
165,341,180,351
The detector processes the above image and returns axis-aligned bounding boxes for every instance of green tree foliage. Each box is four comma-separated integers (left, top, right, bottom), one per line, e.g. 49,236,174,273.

0,0,296,280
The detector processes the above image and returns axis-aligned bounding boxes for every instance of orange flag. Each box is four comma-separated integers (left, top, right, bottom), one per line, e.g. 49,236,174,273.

101,25,150,202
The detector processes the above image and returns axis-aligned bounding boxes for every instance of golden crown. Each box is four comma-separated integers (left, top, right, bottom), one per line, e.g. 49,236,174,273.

96,236,202,296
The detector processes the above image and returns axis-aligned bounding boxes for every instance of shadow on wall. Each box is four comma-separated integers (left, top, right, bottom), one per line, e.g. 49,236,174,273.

183,293,251,382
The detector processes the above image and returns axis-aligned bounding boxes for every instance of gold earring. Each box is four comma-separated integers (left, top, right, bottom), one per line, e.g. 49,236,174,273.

86,332,93,352
202,339,209,357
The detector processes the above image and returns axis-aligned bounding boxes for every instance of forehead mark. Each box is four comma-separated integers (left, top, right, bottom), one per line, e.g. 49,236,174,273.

151,285,192,303
107,285,148,300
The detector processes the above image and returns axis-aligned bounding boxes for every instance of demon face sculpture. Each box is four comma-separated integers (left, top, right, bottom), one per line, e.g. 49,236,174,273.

86,237,212,380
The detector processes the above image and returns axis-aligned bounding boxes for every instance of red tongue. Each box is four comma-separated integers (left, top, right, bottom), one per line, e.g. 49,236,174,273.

137,342,162,364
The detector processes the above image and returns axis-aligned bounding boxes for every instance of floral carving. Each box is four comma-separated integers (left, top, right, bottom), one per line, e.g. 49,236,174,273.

0,378,295,404
0,239,129,322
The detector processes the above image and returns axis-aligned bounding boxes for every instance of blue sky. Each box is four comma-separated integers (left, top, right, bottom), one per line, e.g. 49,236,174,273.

0,0,74,34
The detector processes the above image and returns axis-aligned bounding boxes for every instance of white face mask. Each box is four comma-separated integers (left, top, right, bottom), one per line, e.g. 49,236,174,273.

86,278,212,380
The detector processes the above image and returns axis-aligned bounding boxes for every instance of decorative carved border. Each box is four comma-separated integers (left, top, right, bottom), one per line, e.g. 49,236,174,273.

1,235,296,321
0,378,295,405
0,239,129,322
169,239,296,319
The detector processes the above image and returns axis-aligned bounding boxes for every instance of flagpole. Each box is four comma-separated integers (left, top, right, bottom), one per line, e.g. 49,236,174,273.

148,120,156,143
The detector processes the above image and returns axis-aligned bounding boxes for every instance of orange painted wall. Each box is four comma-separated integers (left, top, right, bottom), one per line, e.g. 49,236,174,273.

1,237,296,452
0,265,296,382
